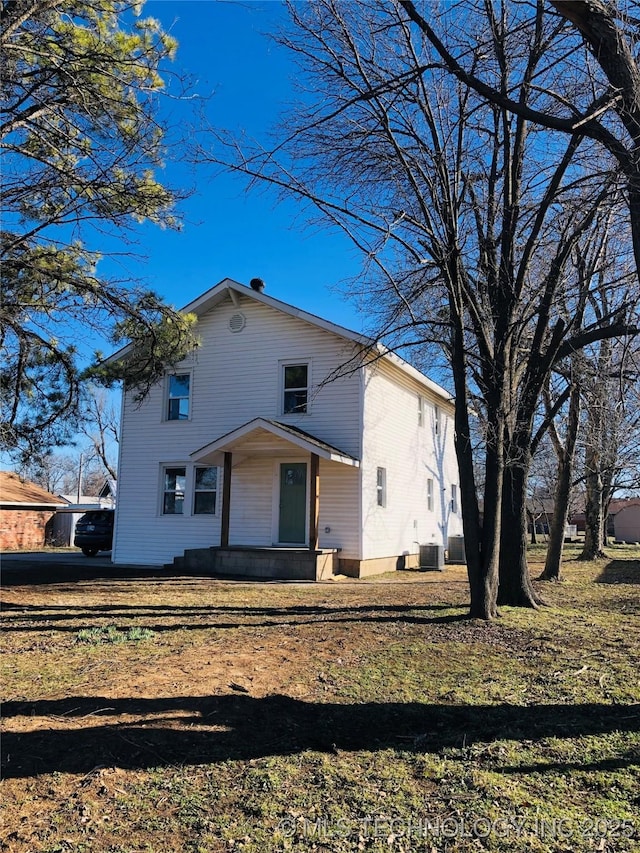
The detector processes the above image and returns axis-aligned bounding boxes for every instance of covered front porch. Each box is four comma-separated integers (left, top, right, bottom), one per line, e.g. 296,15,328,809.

188,418,360,579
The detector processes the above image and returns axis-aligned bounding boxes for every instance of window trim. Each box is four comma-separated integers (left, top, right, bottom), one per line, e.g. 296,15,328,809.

451,484,458,514
418,394,424,427
280,360,311,416
164,371,192,422
427,478,434,512
162,465,187,515
193,465,219,516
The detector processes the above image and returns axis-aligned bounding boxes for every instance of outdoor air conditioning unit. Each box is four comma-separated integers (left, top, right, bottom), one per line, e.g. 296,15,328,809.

419,543,445,571
447,536,466,564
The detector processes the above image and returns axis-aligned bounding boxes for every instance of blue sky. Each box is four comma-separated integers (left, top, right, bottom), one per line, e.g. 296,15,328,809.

3,1,372,472
122,0,367,332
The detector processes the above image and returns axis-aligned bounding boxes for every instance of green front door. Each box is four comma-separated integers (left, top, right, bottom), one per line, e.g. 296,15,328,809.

278,463,307,543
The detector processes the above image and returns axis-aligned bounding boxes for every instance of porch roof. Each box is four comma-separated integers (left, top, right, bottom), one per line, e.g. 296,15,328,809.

190,418,360,467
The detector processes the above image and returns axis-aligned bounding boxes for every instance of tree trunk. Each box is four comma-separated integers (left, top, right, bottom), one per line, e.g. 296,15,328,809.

450,317,499,619
580,459,607,559
580,340,609,560
540,381,581,580
498,461,543,607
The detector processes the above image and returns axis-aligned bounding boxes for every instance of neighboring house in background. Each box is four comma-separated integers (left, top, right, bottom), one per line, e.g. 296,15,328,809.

109,278,463,579
98,478,117,506
571,498,640,543
0,471,67,551
611,499,640,544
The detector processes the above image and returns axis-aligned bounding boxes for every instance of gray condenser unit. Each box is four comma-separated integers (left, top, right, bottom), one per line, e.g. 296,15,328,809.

419,543,445,571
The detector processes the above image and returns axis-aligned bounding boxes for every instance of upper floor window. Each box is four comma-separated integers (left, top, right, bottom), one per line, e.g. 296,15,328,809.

376,467,387,507
167,373,190,421
163,467,186,514
194,466,218,515
283,363,308,414
418,395,424,427
434,405,441,435
427,478,434,512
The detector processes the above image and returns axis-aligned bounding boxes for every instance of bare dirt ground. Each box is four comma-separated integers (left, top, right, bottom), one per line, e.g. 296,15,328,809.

2,554,638,853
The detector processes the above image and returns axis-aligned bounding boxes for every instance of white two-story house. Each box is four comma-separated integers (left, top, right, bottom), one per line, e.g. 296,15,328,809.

110,278,463,579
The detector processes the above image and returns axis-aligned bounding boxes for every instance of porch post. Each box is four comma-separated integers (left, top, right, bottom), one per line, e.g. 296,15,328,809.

309,452,320,551
221,451,232,547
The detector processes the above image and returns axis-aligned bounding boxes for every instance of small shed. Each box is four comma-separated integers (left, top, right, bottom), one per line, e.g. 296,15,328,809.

0,471,67,551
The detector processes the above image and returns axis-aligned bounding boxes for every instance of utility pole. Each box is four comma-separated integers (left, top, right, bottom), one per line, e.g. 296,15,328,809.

77,453,83,503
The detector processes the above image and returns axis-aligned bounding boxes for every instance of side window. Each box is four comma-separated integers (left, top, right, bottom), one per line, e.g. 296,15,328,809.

283,364,308,414
166,374,190,421
434,405,441,435
418,395,424,427
376,467,387,507
451,484,458,514
194,467,218,515
427,478,434,512
163,467,186,514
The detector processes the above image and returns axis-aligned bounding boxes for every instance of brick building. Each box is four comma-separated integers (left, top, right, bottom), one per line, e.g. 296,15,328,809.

0,471,67,551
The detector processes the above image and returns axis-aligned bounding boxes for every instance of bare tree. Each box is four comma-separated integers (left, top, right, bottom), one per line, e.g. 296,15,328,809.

400,0,640,281
79,389,119,482
197,0,638,617
539,370,582,580
578,336,640,557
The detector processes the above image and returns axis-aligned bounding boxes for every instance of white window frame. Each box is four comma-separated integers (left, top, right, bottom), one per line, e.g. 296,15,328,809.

280,360,310,415
434,405,441,435
451,484,458,514
165,371,192,422
193,466,219,515
418,395,424,427
162,466,187,515
427,478,434,512
376,467,387,508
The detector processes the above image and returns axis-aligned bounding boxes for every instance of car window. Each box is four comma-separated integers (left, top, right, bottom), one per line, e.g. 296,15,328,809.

80,511,113,524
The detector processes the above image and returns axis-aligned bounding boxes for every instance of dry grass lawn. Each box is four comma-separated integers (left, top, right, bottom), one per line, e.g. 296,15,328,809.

1,544,639,852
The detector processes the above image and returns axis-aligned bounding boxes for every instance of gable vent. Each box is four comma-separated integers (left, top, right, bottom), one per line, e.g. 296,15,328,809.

229,312,246,333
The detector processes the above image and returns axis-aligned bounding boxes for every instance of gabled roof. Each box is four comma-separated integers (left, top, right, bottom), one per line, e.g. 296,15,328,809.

186,278,374,348
107,278,453,404
0,471,67,508
191,418,360,467
609,498,640,515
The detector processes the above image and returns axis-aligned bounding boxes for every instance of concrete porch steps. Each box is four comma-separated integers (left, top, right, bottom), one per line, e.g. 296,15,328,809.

164,546,339,581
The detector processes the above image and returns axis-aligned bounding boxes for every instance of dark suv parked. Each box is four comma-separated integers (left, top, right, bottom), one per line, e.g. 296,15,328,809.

74,509,114,556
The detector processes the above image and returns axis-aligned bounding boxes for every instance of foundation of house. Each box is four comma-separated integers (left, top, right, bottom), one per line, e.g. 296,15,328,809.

166,547,430,580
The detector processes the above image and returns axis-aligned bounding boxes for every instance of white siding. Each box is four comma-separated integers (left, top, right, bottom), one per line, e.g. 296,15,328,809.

114,293,363,565
360,360,462,561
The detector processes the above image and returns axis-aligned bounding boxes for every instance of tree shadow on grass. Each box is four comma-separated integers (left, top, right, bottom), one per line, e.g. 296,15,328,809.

0,602,467,633
2,695,638,779
596,559,640,585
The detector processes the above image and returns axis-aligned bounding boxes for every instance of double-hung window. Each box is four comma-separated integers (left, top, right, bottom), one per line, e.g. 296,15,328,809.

194,467,218,515
163,467,186,514
418,395,424,427
283,364,308,414
167,374,190,421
